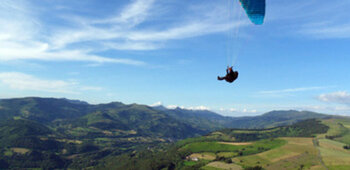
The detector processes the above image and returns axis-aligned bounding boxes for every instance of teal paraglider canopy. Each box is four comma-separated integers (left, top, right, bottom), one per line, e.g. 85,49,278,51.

239,0,265,25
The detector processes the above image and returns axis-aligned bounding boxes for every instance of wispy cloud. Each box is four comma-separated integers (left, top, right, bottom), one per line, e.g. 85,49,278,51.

0,41,145,65
0,0,244,65
318,91,350,105
0,0,147,65
291,104,350,116
259,86,330,95
0,72,102,94
270,0,350,39
299,24,350,39
49,0,242,50
126,21,241,41
93,0,156,26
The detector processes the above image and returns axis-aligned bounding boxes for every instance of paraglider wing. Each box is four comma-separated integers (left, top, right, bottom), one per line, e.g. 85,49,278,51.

239,0,265,25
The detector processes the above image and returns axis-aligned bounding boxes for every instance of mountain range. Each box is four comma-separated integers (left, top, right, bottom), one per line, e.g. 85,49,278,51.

0,97,345,169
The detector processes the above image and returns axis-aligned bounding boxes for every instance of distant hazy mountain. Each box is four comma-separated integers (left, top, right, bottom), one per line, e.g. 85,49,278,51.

222,110,333,128
153,106,336,129
0,97,337,135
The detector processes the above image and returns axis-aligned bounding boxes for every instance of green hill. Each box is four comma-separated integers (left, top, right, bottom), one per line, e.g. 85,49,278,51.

154,106,228,131
155,106,334,130
223,110,332,129
0,97,208,169
0,97,207,139
98,119,350,170
0,97,90,123
0,97,348,169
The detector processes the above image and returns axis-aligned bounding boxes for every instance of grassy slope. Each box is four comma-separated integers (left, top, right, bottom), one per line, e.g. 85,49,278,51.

318,139,350,169
233,137,320,170
179,119,350,170
204,161,242,170
179,139,286,169
315,118,350,170
2,97,349,170
180,139,286,169
93,119,350,170
224,110,332,129
181,139,285,155
0,98,210,169
321,118,350,145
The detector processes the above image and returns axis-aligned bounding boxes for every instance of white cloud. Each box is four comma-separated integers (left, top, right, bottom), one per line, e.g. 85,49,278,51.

299,23,350,39
220,108,237,112
318,91,350,105
49,1,243,50
150,101,162,107
242,109,257,113
103,42,160,51
0,0,146,65
292,104,350,116
260,86,330,95
271,0,350,39
0,72,102,94
165,104,210,111
187,106,210,111
229,108,237,112
215,107,259,117
1,0,246,65
166,105,184,109
92,0,155,26
0,41,145,65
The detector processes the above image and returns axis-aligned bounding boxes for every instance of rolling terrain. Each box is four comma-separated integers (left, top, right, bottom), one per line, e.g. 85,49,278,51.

0,97,348,169
97,118,350,170
154,106,334,130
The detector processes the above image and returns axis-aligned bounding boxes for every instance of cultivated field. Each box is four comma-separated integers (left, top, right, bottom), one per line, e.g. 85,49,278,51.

233,137,322,170
181,139,285,154
218,142,252,146
11,148,30,154
320,119,350,145
190,152,216,161
317,139,350,170
203,161,242,170
182,119,350,170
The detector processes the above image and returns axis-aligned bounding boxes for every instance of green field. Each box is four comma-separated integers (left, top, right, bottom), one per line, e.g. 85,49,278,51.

204,161,242,170
327,165,350,170
217,152,237,158
189,152,216,160
233,137,320,170
201,166,223,170
321,119,350,145
317,139,350,169
183,161,197,166
181,139,286,155
179,119,350,170
231,128,280,134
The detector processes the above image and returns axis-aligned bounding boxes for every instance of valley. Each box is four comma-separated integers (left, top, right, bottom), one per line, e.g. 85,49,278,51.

0,97,349,169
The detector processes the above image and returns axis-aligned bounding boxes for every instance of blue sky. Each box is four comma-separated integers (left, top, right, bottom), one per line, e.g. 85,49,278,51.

1,0,350,116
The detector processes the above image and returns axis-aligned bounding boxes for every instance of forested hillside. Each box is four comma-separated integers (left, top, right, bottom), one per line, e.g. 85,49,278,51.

96,119,335,170
0,97,344,169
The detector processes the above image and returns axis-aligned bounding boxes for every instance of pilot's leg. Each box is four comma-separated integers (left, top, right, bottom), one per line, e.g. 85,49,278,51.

217,76,226,80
